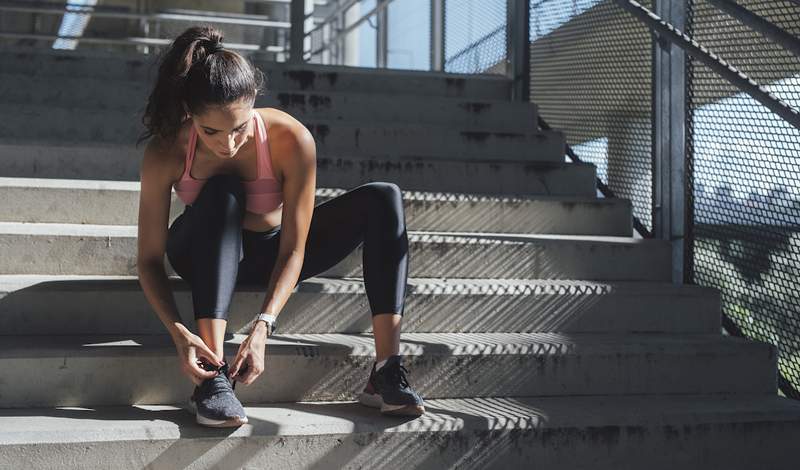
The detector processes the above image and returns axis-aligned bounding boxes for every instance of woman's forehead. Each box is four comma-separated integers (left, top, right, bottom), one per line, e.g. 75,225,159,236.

194,101,253,129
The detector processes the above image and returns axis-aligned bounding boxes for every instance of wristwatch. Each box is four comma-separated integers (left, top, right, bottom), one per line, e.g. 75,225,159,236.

253,313,277,336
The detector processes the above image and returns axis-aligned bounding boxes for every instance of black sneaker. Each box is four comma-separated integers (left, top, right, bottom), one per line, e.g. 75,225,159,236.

188,362,248,427
357,355,425,416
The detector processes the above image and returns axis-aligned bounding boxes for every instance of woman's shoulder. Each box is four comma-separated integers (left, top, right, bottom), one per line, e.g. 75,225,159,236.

256,107,315,159
256,107,315,183
256,107,312,143
141,122,193,184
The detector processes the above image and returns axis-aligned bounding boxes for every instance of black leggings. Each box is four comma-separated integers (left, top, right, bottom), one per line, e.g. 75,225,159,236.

166,174,409,320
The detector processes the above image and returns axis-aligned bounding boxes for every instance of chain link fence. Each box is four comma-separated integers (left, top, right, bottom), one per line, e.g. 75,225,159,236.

686,0,800,398
529,0,654,231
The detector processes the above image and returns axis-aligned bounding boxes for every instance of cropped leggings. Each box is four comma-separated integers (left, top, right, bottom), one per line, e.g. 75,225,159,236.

166,174,409,320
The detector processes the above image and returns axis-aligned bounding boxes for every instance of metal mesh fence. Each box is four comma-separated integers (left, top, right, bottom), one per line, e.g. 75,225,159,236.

529,0,654,231
444,0,507,74
686,0,800,397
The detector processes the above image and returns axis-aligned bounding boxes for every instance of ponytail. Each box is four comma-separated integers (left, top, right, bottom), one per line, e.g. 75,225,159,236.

137,25,266,146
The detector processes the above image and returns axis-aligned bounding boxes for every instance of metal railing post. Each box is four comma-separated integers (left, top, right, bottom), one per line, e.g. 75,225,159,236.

652,0,688,284
508,0,530,101
377,0,389,68
431,0,445,72
289,0,307,63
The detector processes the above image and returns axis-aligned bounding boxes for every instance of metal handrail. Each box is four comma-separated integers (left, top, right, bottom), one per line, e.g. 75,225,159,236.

444,24,505,66
306,0,382,37
614,0,800,132
0,32,286,52
0,3,291,29
306,0,394,58
707,0,800,60
538,116,653,239
616,0,800,400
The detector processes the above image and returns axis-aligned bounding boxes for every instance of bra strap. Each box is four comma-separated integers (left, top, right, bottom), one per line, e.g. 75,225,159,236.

254,111,275,178
182,126,197,179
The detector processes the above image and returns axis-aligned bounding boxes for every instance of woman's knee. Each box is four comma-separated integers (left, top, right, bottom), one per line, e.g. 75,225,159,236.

359,182,403,212
357,182,406,236
192,174,246,216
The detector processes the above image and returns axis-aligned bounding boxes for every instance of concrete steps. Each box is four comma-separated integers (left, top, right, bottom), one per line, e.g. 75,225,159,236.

0,332,776,408
0,48,514,99
0,276,721,335
0,143,595,196
0,223,671,279
299,121,564,161
0,72,538,131
0,177,631,235
0,46,792,468
0,105,564,161
2,394,798,469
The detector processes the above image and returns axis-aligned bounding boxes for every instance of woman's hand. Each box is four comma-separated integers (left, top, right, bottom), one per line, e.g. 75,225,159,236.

172,326,224,385
230,323,268,385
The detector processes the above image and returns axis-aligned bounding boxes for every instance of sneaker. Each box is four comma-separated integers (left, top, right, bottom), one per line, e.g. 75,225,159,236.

357,355,425,416
188,362,249,427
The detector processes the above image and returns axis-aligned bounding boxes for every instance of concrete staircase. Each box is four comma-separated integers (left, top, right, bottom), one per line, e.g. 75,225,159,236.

0,47,798,469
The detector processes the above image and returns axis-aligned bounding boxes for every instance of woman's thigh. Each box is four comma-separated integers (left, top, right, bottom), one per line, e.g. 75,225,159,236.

165,207,195,283
236,182,396,286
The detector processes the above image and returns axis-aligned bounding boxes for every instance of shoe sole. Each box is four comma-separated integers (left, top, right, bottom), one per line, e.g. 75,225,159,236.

357,391,426,417
188,400,249,428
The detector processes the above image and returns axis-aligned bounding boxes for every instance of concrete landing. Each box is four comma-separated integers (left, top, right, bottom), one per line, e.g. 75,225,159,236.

0,395,797,469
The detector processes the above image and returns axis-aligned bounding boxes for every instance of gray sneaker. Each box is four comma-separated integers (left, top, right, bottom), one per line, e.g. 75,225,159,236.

188,362,248,427
358,355,425,416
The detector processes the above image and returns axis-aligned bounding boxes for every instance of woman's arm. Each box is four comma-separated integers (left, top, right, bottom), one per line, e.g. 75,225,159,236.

137,138,223,383
230,124,317,384
137,139,184,335
136,139,192,339
257,126,318,323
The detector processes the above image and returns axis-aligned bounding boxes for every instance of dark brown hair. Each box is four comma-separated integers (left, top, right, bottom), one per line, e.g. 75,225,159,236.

137,25,266,146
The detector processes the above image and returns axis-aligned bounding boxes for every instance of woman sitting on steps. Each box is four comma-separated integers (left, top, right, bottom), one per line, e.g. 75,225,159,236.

136,25,425,428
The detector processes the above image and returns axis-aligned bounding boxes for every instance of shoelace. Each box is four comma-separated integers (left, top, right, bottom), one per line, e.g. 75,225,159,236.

199,362,237,393
218,362,239,391
383,362,411,389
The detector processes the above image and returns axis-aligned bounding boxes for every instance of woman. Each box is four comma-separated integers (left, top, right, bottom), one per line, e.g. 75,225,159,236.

136,25,425,428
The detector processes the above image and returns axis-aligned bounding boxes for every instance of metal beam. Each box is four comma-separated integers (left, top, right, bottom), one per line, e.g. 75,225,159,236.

615,0,800,133
708,0,800,59
508,0,531,101
652,0,688,284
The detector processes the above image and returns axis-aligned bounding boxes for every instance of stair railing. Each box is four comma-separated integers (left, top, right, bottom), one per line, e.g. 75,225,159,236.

613,0,800,400
0,0,290,55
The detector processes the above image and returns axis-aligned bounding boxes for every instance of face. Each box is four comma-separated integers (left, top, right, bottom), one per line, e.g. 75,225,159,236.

190,99,254,159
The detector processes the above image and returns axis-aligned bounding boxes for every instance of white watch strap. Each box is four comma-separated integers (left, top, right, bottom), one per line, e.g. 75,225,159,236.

254,313,277,335
255,313,277,325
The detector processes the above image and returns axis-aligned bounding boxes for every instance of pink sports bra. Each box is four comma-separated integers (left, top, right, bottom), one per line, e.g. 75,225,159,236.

173,111,283,214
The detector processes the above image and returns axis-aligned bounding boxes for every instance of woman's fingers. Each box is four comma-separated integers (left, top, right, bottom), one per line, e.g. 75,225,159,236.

191,362,219,380
229,348,248,378
183,361,216,385
193,340,223,367
238,365,262,385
